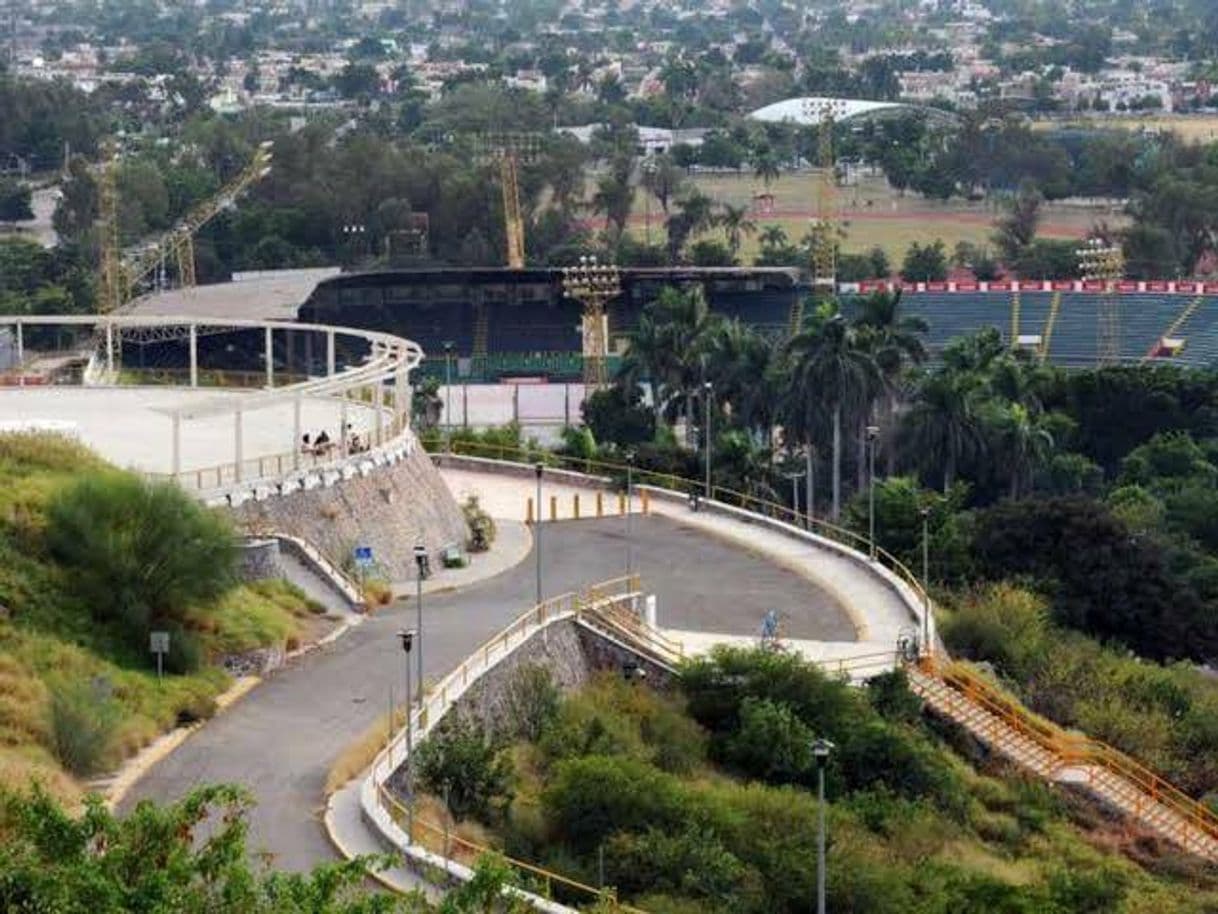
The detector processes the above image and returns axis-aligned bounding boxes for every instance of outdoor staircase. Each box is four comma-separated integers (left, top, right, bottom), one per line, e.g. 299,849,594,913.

1145,294,1205,361
908,660,1218,862
1038,291,1062,363
1009,291,1021,347
472,303,490,359
787,297,805,338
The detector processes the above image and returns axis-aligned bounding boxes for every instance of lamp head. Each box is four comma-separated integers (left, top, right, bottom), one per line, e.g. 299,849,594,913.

534,462,545,478
397,628,416,653
811,737,835,759
413,544,427,567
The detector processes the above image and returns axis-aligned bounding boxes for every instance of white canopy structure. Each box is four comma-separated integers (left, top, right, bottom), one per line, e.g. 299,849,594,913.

749,96,957,126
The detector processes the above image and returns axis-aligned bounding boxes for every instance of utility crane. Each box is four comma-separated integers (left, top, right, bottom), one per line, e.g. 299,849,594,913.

475,132,539,270
96,141,274,312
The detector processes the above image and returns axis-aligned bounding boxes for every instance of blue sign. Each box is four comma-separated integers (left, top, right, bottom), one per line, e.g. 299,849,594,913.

353,546,373,567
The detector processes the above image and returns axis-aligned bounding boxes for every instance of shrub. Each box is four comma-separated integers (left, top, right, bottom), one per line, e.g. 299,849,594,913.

461,495,496,553
604,826,761,905
940,584,1049,680
416,716,514,823
503,664,560,743
45,472,236,665
722,698,814,783
47,676,122,776
865,670,922,724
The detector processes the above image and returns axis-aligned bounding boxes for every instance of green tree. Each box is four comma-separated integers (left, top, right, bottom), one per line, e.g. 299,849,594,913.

0,179,33,223
780,313,880,518
899,240,948,282
901,371,984,492
717,203,756,259
45,472,237,670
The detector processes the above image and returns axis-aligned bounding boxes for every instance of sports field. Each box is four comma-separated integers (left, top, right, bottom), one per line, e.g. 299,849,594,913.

1036,113,1218,144
621,171,1116,265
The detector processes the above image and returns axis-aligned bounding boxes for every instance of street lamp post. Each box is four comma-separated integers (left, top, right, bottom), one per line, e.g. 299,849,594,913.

703,381,713,499
812,737,835,914
534,462,544,606
413,544,427,703
442,341,454,451
396,628,416,842
866,425,880,560
920,505,931,654
625,450,636,578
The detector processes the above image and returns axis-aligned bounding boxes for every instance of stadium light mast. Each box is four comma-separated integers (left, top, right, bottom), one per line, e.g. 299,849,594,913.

800,98,846,333
1076,238,1125,367
562,255,621,388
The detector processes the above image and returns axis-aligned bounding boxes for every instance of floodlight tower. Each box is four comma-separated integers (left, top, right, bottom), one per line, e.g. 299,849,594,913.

562,255,621,388
803,98,846,300
1076,238,1125,366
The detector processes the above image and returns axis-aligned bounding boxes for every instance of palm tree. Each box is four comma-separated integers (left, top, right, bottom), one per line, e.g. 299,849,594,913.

617,310,674,422
703,319,776,439
754,150,781,191
591,154,634,242
989,401,1055,498
853,290,928,475
901,370,984,492
665,189,716,263
758,225,788,250
780,314,880,519
717,203,756,259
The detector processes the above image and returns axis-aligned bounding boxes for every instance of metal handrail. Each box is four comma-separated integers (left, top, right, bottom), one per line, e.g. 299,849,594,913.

366,576,647,912
436,439,932,613
918,657,1218,854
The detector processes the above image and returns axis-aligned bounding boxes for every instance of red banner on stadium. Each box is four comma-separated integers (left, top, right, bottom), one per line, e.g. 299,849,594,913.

858,280,880,293
1178,281,1201,294
900,282,919,293
1051,280,1074,291
987,281,1011,292
926,281,948,292
1015,281,1044,292
1116,281,1140,293
1147,280,1170,292
1206,282,1218,295
956,281,979,292
1081,280,1105,292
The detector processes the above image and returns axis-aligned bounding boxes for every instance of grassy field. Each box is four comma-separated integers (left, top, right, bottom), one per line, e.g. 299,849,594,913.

0,434,319,804
1037,114,1218,144
622,172,1116,266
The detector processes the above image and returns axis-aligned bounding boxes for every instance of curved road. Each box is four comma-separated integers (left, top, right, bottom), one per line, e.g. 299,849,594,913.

123,513,851,871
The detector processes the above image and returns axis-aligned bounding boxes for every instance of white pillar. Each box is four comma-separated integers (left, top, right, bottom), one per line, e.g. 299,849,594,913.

264,325,274,389
172,412,181,476
234,406,244,483
105,322,114,375
189,324,198,388
340,395,349,458
326,331,336,377
293,395,302,470
376,382,385,445
15,321,23,387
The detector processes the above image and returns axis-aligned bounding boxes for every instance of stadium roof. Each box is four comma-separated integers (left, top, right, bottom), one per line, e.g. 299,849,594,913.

749,96,957,126
121,267,340,321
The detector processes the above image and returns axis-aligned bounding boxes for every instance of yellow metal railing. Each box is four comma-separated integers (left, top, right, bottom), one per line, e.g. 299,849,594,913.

436,439,933,623
916,656,1218,858
370,576,648,911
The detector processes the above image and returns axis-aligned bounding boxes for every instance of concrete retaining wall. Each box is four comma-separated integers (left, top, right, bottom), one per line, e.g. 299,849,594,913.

232,442,467,581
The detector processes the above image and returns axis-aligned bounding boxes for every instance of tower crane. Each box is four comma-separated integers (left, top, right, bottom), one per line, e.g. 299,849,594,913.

97,141,274,312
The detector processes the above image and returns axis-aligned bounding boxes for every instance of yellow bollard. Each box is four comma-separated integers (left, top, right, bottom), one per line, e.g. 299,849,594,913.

641,490,651,514
549,495,557,521
573,493,580,519
526,497,534,524
618,493,626,514
596,491,604,517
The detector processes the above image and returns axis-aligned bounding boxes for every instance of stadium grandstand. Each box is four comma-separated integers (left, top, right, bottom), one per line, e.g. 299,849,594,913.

123,267,1218,379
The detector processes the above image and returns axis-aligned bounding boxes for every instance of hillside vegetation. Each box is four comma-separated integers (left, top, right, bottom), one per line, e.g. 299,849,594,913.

413,656,1218,914
0,434,318,802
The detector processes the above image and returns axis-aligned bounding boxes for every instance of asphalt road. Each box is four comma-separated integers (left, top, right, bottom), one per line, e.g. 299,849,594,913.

122,514,851,870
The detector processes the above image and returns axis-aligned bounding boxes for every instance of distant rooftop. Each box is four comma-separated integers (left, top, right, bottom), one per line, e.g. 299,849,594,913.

121,268,341,322
749,96,958,126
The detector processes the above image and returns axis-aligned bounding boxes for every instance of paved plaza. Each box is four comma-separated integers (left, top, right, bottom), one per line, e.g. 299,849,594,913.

0,387,376,474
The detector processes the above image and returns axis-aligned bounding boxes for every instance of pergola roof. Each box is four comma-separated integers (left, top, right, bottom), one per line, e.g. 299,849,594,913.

748,96,957,126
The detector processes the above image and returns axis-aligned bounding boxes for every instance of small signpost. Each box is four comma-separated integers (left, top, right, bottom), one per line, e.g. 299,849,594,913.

354,546,373,588
150,630,170,681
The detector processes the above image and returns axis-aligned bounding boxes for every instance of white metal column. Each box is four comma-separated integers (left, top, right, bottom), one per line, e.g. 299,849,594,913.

264,325,274,389
105,322,115,375
234,406,244,483
326,331,336,376
172,412,181,476
189,324,198,388
14,321,23,387
339,395,349,458
293,395,302,470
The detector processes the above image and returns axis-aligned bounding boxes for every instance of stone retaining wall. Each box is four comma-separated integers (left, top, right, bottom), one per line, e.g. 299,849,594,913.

231,442,467,581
